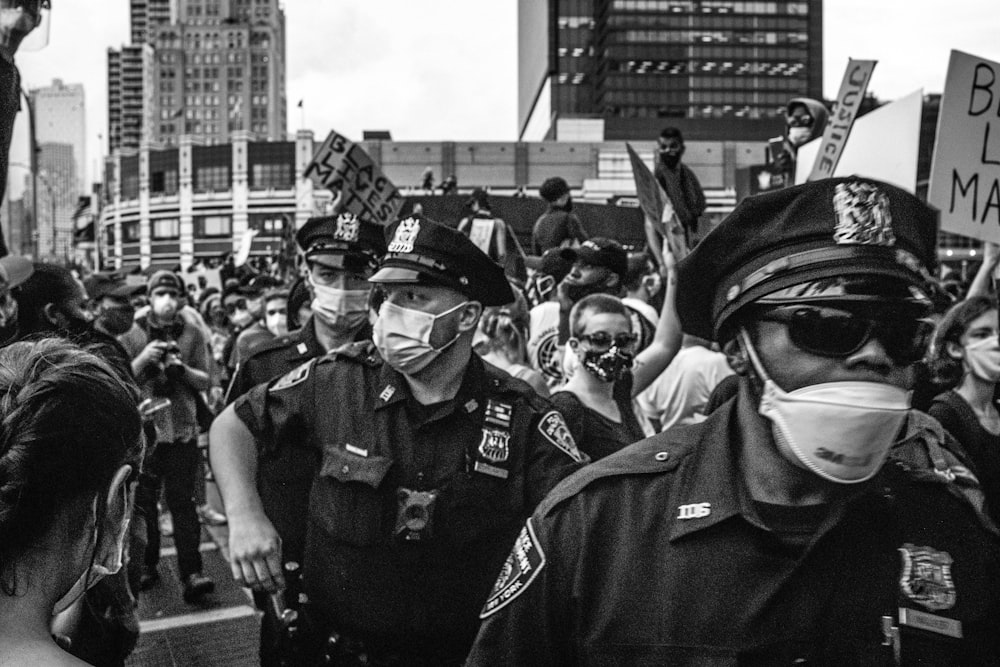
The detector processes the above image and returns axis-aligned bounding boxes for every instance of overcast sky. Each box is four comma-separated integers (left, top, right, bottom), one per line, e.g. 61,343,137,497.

10,0,1000,191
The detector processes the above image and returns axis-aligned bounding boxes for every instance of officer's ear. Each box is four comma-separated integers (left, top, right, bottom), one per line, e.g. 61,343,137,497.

722,337,749,376
457,301,483,333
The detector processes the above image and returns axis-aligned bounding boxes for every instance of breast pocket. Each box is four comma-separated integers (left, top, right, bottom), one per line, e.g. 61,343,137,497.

440,472,525,548
309,446,395,547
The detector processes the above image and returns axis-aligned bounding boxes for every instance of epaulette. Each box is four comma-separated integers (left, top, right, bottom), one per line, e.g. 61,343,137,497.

481,361,537,400
536,425,697,519
318,339,381,367
244,334,296,360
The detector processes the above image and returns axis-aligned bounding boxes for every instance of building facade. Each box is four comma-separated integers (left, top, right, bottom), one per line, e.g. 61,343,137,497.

108,44,156,153
519,0,823,142
30,79,87,186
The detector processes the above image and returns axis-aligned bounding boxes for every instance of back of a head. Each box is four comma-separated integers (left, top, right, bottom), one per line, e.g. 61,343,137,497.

539,177,570,204
13,263,79,337
0,338,142,593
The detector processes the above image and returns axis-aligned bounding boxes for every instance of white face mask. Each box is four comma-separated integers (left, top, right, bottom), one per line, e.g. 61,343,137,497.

740,330,911,484
965,335,1000,383
373,300,467,374
309,276,370,333
787,126,813,147
52,466,134,615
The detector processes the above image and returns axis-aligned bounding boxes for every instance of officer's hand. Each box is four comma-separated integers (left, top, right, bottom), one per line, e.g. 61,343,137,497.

227,510,285,593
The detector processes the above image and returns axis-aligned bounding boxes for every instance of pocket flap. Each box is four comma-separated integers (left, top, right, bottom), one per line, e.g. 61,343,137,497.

320,447,393,488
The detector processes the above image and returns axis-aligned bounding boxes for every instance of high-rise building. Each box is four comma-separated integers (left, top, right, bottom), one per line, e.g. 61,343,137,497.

131,0,173,45
30,142,79,258
518,0,823,142
30,79,86,186
107,44,155,152
149,0,287,145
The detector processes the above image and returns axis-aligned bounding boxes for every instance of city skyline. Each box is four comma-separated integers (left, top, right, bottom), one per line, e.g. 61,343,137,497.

8,0,1000,193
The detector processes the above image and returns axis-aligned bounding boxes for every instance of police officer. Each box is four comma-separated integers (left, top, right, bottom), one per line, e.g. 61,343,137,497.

210,215,586,665
223,212,386,666
468,177,1000,665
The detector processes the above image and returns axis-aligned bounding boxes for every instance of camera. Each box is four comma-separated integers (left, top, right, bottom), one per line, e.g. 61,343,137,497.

395,488,438,541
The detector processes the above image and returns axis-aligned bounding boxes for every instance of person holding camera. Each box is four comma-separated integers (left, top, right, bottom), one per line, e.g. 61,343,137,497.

211,215,585,665
119,270,215,603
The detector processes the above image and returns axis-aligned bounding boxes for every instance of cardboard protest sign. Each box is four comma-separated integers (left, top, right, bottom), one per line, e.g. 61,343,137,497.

625,143,689,262
304,130,404,225
807,59,877,181
928,50,1000,244
795,89,922,192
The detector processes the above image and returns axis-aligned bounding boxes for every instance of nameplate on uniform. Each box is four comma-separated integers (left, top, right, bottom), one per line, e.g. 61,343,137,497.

898,608,963,639
474,461,509,479
296,342,308,355
345,444,369,458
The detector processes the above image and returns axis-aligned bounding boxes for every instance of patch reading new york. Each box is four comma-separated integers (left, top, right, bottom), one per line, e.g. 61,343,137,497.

538,411,586,462
270,360,312,391
480,519,546,619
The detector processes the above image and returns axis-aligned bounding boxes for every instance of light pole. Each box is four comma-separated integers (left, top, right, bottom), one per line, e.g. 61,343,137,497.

20,88,39,259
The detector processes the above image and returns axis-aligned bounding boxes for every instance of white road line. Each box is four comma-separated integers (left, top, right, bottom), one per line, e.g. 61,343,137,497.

139,605,258,633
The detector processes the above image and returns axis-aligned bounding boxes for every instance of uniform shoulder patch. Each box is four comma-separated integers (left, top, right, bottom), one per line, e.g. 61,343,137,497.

479,518,546,619
269,360,312,392
538,410,587,463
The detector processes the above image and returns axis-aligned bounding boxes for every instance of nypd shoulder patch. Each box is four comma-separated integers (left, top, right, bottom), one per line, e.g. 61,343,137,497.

479,519,546,619
269,360,312,392
538,411,586,463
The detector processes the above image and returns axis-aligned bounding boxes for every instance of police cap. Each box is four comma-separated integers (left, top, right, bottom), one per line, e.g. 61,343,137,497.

676,177,938,340
370,214,514,307
296,213,387,272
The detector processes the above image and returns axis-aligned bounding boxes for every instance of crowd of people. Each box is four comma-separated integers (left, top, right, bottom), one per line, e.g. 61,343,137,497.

0,6,998,662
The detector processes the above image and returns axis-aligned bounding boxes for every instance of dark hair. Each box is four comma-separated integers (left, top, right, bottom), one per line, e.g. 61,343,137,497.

539,177,570,203
0,338,142,594
570,294,630,338
927,296,998,389
13,263,81,336
659,127,684,143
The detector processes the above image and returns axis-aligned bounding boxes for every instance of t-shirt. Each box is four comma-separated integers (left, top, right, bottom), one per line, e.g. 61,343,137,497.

637,346,734,432
551,376,644,461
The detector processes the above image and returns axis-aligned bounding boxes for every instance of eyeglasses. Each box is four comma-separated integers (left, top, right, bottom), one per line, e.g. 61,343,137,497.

224,298,247,314
578,331,638,351
786,113,814,127
756,304,933,364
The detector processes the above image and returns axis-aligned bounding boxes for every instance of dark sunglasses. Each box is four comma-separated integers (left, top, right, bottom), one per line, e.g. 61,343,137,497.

224,298,247,314
756,305,933,364
578,332,638,350
786,113,813,127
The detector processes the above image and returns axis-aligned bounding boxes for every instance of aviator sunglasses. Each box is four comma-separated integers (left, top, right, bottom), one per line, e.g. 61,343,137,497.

755,304,933,364
577,331,639,351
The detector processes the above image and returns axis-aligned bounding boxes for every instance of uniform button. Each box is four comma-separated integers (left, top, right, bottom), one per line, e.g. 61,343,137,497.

654,451,669,462
341,465,350,475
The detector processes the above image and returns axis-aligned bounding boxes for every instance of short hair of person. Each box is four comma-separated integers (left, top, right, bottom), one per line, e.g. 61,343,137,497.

927,295,998,389
659,127,684,143
0,338,143,594
539,177,570,203
262,288,289,305
13,263,80,335
477,288,530,360
570,294,630,339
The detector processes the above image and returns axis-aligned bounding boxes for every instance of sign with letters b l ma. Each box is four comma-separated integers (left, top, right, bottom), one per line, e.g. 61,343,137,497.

929,50,1000,244
304,130,403,226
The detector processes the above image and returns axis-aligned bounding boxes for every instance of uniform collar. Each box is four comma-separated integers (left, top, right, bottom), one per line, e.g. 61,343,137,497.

374,352,487,426
294,316,326,359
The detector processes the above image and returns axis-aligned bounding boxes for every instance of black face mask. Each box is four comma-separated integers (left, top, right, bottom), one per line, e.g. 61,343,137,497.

61,314,95,341
97,305,136,337
660,152,681,169
580,346,634,383
565,278,610,303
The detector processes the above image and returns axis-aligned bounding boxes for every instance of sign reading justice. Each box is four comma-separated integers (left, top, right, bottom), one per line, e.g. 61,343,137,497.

304,130,404,225
929,50,1000,243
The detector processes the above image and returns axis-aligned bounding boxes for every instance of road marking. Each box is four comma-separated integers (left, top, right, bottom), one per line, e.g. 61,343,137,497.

139,605,258,633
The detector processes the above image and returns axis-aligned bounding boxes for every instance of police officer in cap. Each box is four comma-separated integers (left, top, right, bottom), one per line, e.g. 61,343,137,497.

222,212,386,666
468,177,1000,665
210,214,586,665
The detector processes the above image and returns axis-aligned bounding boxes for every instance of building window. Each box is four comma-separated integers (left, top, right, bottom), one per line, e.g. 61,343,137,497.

122,175,139,200
152,218,180,239
150,170,179,195
251,163,292,189
195,165,229,191
249,213,287,235
122,221,140,242
194,214,232,237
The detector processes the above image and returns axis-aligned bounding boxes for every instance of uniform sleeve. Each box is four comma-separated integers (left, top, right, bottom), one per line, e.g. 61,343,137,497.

523,399,588,510
466,514,573,666
231,359,316,455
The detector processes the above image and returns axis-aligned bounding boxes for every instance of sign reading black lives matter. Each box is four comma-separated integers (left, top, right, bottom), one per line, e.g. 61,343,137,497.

929,50,1000,244
304,130,404,225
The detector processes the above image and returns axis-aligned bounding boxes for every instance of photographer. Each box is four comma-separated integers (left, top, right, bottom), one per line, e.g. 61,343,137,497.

119,270,215,603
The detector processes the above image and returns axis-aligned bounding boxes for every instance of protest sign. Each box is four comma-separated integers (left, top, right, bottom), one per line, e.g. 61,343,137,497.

304,130,404,225
234,228,257,267
807,59,877,181
625,142,688,262
928,50,1000,244
795,89,922,192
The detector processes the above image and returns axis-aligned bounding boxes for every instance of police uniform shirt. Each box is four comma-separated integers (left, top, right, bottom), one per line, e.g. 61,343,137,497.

232,343,585,661
226,316,327,405
467,396,1000,666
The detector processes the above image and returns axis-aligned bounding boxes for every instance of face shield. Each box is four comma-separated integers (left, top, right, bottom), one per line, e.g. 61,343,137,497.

2,0,50,51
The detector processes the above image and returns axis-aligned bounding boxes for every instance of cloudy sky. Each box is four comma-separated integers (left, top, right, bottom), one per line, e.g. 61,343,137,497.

10,0,1000,189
